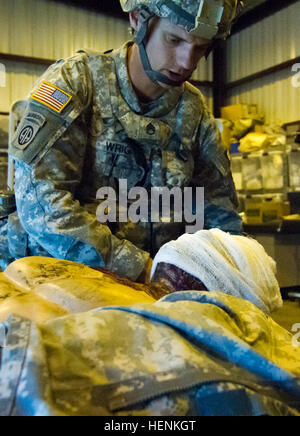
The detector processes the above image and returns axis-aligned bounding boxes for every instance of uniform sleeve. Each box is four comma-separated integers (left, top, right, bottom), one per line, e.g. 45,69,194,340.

10,54,149,281
192,105,243,235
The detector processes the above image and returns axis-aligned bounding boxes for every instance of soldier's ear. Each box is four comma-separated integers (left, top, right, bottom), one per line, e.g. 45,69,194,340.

129,10,142,32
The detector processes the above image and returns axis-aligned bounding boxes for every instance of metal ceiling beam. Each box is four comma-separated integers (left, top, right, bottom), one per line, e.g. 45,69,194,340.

50,0,127,20
52,0,300,29
231,0,300,35
226,55,300,90
0,53,55,66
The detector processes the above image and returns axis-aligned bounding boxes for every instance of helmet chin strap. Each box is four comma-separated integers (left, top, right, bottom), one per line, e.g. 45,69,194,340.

134,9,183,87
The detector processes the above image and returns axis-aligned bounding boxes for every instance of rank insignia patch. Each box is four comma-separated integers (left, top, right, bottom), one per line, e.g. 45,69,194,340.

31,81,72,113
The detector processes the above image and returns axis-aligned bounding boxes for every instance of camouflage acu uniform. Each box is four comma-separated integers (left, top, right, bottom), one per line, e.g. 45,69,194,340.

0,291,300,416
5,42,242,279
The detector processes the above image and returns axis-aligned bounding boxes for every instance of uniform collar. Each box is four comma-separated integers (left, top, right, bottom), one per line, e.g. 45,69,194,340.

112,41,184,118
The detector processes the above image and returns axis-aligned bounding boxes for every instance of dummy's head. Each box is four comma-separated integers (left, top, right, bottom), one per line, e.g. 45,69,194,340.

120,0,243,86
150,228,283,314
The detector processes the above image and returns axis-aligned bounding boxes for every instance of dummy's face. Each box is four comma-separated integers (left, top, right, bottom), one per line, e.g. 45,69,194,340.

144,17,212,86
151,262,208,293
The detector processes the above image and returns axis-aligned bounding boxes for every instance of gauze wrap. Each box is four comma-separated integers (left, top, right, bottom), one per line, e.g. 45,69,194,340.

151,229,283,314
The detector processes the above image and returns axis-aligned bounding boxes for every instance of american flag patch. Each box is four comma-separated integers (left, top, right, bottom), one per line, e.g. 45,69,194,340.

31,81,72,113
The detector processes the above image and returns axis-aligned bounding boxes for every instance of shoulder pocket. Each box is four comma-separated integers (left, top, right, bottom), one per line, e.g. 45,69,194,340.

9,100,81,167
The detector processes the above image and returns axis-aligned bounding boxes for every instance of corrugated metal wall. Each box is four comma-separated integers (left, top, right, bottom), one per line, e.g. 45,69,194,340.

1,0,299,122
0,0,213,113
192,58,213,84
0,0,130,59
0,0,129,112
0,60,46,113
226,1,300,125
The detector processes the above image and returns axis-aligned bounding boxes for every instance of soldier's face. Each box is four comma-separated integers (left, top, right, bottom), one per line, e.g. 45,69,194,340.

145,18,212,86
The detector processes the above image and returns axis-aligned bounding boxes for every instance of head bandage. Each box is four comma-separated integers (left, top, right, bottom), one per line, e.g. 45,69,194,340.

151,228,282,314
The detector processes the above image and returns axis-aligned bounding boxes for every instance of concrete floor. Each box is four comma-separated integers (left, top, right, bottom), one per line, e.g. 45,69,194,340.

272,300,300,333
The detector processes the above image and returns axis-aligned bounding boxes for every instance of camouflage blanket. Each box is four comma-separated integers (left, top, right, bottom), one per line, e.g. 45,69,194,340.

0,257,160,324
1,288,300,416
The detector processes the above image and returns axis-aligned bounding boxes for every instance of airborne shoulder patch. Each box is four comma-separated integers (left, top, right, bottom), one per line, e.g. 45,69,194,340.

15,111,46,150
31,81,72,113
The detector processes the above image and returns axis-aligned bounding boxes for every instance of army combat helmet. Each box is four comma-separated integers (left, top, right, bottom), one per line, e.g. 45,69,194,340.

120,0,243,85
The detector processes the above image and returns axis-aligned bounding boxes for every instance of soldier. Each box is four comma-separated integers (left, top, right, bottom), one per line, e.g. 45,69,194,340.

2,0,243,281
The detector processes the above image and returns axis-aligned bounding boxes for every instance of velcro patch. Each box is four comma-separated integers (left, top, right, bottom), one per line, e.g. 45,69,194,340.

31,81,72,113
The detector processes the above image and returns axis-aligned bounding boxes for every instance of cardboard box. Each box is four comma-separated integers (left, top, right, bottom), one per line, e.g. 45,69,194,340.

221,104,257,122
245,197,290,224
